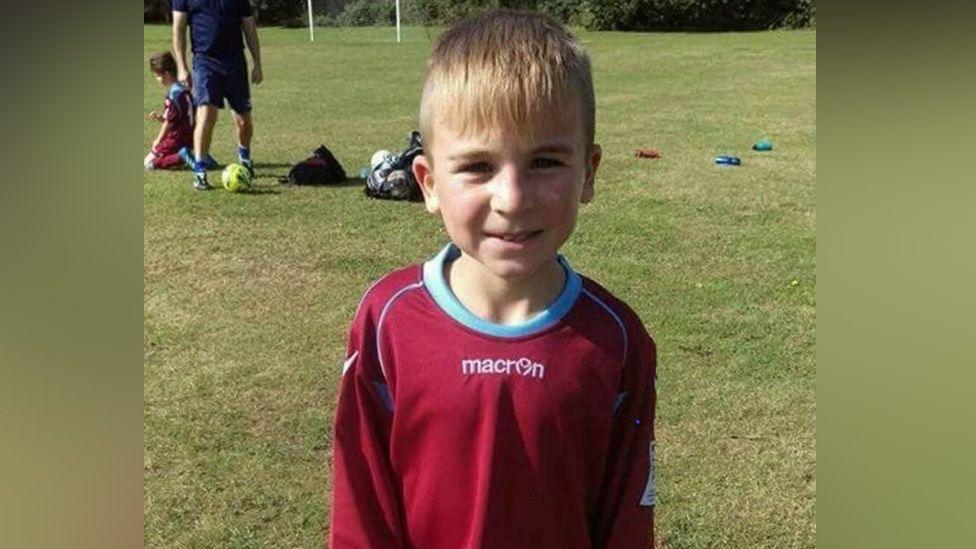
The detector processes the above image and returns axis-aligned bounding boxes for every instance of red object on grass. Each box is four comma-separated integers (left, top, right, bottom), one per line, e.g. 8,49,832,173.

634,147,662,159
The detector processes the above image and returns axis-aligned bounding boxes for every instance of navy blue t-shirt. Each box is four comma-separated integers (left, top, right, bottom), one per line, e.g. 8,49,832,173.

172,0,254,58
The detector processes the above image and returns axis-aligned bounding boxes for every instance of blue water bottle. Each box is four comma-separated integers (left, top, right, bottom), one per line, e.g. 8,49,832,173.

714,155,741,166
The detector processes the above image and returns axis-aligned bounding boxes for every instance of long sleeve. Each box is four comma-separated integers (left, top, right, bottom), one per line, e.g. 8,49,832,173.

329,307,404,548
591,325,657,548
163,97,178,123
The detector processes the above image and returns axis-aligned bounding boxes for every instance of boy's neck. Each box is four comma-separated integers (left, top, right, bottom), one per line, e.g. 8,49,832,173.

446,252,566,326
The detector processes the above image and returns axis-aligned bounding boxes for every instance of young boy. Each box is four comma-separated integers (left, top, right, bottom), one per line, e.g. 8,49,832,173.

330,9,657,548
145,52,194,171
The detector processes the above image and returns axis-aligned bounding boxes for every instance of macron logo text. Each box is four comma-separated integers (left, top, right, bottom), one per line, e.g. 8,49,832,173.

461,357,546,379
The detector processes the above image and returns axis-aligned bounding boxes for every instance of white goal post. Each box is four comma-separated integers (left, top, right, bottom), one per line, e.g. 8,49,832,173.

306,0,402,43
307,0,315,41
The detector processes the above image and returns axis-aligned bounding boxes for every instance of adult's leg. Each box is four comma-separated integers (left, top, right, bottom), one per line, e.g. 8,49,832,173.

232,109,253,174
232,111,253,150
189,56,222,189
194,105,219,163
224,54,253,172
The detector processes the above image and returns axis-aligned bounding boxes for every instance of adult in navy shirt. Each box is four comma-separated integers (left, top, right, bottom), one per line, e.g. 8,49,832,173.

172,0,263,191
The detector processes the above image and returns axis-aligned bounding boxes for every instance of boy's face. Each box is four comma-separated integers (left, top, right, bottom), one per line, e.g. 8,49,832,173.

154,71,174,87
413,106,602,282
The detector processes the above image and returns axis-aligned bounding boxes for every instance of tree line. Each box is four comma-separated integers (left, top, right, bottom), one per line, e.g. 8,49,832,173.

144,0,815,31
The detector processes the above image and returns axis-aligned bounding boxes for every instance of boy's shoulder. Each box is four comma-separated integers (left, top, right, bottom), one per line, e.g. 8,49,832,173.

167,82,191,101
577,273,653,340
353,264,425,320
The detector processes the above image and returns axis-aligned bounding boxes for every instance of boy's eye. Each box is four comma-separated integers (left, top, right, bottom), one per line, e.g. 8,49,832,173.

459,162,493,174
531,157,564,169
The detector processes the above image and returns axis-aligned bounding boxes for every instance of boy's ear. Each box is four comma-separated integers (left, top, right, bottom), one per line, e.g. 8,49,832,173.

580,143,602,204
412,154,439,214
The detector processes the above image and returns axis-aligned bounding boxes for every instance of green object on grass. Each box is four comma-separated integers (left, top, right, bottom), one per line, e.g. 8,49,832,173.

753,138,774,151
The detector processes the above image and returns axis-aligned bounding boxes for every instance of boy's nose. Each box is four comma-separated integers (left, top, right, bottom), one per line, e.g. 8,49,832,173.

489,167,534,215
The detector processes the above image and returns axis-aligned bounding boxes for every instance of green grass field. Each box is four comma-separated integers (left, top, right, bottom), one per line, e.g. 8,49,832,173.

144,24,815,548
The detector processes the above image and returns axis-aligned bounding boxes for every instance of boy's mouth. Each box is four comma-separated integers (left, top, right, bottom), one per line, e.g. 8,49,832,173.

485,230,543,243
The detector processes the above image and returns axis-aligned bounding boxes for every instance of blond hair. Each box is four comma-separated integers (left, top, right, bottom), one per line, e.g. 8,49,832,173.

419,9,595,154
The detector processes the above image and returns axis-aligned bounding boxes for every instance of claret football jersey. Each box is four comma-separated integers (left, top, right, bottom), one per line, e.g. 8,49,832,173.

330,244,657,548
157,83,194,152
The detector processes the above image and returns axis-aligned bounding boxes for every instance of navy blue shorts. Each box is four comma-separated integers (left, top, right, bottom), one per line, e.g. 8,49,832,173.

193,54,251,114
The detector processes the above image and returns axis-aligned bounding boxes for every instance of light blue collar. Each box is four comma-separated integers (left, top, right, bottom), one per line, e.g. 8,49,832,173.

422,243,582,338
167,82,185,100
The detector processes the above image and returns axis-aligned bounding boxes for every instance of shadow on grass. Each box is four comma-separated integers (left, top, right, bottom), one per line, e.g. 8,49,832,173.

238,187,281,196
252,162,294,181
274,176,365,189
